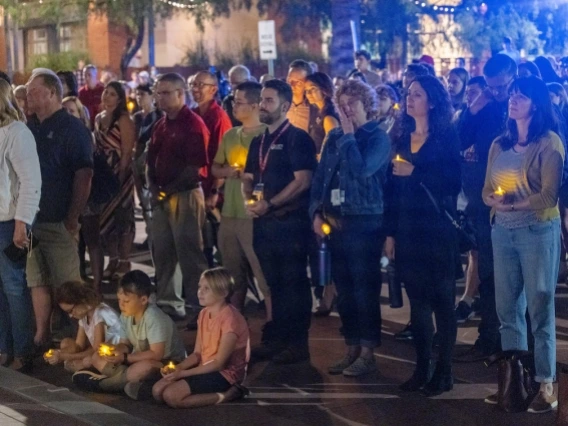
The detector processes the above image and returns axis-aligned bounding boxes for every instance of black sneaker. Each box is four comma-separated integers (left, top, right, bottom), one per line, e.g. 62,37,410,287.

394,323,413,341
72,368,107,392
455,301,474,324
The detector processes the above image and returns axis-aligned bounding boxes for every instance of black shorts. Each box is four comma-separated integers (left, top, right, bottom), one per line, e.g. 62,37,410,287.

184,372,231,395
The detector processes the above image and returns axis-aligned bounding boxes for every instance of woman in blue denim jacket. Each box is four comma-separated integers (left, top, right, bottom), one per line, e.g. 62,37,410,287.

309,80,391,377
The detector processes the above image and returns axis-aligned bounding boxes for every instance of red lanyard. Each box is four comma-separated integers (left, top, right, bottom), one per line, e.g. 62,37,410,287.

258,121,290,178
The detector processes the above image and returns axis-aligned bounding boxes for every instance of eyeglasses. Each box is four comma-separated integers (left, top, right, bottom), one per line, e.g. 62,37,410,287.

231,100,252,107
189,82,216,89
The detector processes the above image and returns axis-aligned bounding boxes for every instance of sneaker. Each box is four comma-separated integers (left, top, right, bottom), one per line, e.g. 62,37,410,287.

328,355,357,375
484,392,498,405
272,346,310,365
72,368,107,392
394,323,413,341
342,357,377,377
527,390,558,414
455,301,474,324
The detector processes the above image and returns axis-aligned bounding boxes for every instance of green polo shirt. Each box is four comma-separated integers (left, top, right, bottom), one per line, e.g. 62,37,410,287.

214,125,267,219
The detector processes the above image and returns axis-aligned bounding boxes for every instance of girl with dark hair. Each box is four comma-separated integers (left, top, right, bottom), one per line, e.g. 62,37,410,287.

385,75,461,395
305,72,340,154
518,61,542,79
447,67,469,110
57,71,79,97
483,76,564,413
88,82,136,282
44,281,123,372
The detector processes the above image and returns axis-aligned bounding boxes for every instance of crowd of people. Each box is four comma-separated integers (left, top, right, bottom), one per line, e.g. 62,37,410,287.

0,45,567,414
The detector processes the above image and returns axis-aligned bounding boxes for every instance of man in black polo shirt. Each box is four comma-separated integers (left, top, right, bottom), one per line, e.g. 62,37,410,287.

26,69,93,347
243,79,316,364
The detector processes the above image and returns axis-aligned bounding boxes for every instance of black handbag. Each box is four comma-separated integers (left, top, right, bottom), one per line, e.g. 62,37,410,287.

90,151,120,205
420,182,477,253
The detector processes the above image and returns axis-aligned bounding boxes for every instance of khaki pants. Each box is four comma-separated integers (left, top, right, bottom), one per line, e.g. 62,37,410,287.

153,189,208,314
26,222,81,288
218,216,269,297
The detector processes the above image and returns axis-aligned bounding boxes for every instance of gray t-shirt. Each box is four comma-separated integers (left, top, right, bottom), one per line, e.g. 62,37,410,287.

491,148,539,229
121,304,186,362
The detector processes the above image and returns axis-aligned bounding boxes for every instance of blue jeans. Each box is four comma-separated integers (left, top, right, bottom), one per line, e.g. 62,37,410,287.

328,215,383,348
492,218,560,383
0,221,34,357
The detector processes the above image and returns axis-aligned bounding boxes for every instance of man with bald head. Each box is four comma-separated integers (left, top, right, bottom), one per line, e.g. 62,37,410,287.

222,65,251,127
190,71,232,213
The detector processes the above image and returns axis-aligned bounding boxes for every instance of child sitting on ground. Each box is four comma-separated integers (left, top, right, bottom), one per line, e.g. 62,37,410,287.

44,281,123,372
72,270,186,393
125,267,250,407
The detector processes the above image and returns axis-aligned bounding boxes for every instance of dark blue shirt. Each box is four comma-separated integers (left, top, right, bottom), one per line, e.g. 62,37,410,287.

28,109,93,223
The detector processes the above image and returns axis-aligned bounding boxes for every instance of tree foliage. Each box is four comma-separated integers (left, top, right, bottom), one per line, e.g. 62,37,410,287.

455,2,543,57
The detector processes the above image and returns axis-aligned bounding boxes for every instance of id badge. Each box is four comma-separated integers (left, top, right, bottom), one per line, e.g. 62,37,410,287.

331,189,341,206
253,183,265,201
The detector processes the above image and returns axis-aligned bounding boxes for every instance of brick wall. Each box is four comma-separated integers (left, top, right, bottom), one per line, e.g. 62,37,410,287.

87,13,127,77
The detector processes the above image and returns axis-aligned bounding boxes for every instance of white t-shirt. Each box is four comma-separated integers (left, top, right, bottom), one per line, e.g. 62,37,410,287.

78,303,124,346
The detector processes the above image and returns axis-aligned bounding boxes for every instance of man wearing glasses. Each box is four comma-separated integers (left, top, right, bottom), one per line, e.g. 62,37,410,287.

454,54,517,363
286,59,318,133
211,81,271,321
190,71,232,214
147,73,210,321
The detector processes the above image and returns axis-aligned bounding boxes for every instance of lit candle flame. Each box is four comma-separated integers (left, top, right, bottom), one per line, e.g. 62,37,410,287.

247,199,255,205
45,349,54,358
233,163,240,168
395,155,402,162
495,186,505,196
158,191,167,201
98,344,113,356
321,223,331,236
167,361,175,369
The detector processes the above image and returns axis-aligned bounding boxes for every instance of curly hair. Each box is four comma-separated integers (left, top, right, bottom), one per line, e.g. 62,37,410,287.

401,75,454,138
56,281,102,308
336,79,377,119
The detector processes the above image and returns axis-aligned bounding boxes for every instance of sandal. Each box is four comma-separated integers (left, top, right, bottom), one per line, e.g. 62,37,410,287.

112,260,131,280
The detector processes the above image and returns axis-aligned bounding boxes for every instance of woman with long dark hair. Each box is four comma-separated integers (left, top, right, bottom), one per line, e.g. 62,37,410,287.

385,75,461,395
447,67,469,111
92,82,135,280
57,71,79,97
305,72,340,155
534,56,562,84
483,76,564,413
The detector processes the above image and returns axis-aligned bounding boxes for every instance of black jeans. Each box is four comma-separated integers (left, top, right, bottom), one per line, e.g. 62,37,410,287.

253,212,312,347
328,215,383,348
408,274,457,372
471,210,501,354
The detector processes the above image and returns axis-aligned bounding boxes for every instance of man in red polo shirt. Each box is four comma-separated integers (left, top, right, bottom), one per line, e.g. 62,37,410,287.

147,72,210,320
78,64,104,128
190,71,232,210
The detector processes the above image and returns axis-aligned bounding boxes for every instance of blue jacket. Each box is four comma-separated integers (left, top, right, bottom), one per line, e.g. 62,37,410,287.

309,121,391,219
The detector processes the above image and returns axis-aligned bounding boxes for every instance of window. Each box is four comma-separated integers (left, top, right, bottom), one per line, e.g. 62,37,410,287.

59,25,72,52
31,28,48,55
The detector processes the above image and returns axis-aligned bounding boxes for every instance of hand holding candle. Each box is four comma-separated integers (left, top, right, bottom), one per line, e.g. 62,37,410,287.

44,349,60,365
161,361,177,375
392,155,414,176
98,344,115,357
495,186,505,196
